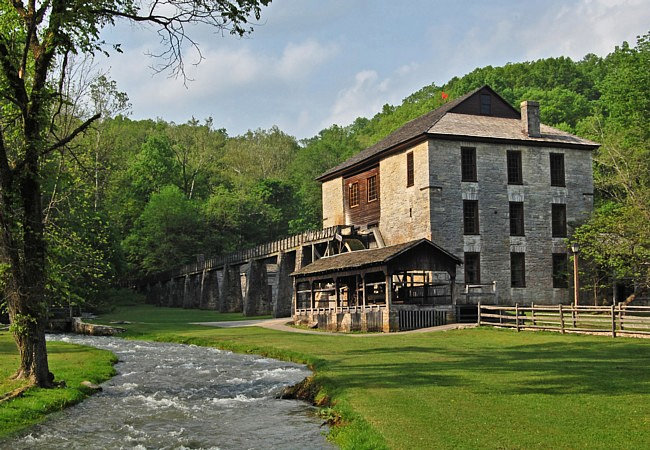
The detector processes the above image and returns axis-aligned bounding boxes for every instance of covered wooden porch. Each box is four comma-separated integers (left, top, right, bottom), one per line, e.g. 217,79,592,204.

291,239,462,332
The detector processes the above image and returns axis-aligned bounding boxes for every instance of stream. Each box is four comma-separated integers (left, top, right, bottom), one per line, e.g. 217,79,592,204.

5,335,333,449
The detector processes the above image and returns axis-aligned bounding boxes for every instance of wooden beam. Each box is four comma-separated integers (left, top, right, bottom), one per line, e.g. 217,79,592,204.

362,273,366,308
335,276,340,310
385,271,393,309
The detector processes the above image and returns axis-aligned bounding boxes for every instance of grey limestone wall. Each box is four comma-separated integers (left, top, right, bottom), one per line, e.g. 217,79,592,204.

426,138,593,304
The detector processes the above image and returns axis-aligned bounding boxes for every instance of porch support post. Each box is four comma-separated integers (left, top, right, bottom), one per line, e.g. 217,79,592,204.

310,280,314,311
385,269,392,307
361,272,368,332
450,274,456,306
335,276,340,310
291,277,297,317
355,275,359,308
384,268,397,332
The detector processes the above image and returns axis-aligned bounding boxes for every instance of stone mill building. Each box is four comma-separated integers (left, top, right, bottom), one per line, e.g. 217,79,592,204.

139,85,598,332
314,85,598,308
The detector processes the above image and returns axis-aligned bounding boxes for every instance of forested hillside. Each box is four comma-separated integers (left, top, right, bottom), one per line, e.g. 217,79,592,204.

37,32,649,309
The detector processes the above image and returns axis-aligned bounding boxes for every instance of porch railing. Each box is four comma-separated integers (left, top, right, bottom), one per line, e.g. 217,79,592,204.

295,304,386,315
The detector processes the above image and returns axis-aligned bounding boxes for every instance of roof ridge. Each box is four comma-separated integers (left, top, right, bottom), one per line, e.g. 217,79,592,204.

317,85,597,181
317,86,488,181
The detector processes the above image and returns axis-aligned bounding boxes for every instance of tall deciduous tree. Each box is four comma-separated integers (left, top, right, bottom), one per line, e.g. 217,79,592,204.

573,32,650,302
0,0,270,387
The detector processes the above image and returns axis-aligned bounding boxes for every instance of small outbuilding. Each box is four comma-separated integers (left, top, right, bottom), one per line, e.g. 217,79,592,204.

291,238,462,332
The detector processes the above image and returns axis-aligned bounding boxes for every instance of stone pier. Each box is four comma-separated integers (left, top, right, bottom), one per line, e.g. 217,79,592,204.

273,251,295,318
220,264,243,313
243,259,271,316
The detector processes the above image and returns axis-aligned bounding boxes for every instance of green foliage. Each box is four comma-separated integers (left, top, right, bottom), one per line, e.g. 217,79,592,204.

517,87,591,129
572,32,650,295
83,287,145,314
123,185,209,275
127,135,181,200
221,126,299,185
573,202,649,284
166,117,228,200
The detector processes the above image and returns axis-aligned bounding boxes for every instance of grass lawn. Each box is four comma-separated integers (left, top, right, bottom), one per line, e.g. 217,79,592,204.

87,303,271,336
0,332,117,439
95,304,650,449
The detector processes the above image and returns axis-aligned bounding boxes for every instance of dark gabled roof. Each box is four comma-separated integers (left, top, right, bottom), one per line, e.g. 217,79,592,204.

317,86,486,181
291,238,462,278
317,85,599,181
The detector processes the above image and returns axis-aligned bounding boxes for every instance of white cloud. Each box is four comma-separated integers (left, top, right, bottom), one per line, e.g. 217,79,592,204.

325,70,382,127
518,0,648,59
396,62,419,77
277,40,339,79
103,38,338,120
323,65,417,128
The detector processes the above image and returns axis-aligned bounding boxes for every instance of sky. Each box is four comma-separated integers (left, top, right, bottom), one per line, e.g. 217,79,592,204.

97,0,650,139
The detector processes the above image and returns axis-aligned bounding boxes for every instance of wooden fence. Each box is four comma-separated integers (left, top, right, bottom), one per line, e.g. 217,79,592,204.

478,303,650,338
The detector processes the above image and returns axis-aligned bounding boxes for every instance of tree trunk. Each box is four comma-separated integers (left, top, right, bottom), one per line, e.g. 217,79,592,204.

624,286,648,306
5,273,52,387
11,317,51,386
5,113,54,387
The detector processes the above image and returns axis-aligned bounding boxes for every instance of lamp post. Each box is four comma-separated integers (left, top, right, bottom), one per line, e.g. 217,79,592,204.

571,243,580,308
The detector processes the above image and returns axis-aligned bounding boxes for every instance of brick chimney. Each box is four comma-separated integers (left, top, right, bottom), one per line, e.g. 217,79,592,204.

520,101,540,137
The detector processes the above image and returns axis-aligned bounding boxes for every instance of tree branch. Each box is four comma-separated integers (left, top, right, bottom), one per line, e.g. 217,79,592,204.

13,113,101,174
19,0,39,80
44,113,101,157
10,0,27,18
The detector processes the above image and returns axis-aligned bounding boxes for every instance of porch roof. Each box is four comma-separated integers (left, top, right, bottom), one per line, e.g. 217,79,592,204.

291,238,461,278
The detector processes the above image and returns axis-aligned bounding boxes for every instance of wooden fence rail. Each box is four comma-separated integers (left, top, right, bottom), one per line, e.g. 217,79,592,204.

477,302,650,338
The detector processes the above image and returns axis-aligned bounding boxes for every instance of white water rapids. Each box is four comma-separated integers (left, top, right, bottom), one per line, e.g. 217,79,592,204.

4,335,333,449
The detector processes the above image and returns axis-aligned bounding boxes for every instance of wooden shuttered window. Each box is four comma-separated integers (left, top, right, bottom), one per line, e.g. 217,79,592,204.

464,252,481,284
367,175,378,202
480,94,491,115
406,152,414,187
349,182,359,208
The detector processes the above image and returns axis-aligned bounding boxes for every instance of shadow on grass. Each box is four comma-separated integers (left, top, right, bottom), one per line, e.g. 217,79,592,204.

325,337,650,397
